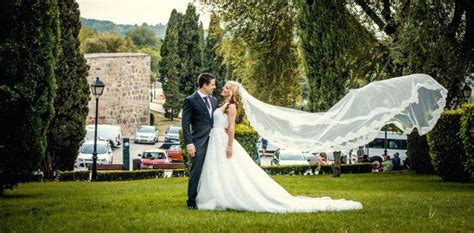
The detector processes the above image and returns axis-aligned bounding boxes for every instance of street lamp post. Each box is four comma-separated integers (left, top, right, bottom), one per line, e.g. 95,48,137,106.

383,129,388,156
90,77,105,181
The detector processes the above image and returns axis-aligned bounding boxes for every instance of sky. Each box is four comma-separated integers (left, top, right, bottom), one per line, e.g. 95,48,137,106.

76,0,211,27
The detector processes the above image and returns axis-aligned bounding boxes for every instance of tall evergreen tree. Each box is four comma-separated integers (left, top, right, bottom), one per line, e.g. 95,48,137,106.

407,129,434,174
0,0,60,194
178,4,203,96
42,0,90,177
297,0,383,111
206,13,226,100
199,22,207,72
159,9,183,119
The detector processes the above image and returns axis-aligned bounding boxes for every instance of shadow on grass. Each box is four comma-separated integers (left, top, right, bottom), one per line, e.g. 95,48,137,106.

0,193,35,199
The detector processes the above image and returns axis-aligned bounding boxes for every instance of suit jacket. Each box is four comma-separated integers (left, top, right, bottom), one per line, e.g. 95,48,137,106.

182,91,218,150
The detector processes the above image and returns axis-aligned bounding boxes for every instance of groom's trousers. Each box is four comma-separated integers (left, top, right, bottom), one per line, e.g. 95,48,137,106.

187,139,209,207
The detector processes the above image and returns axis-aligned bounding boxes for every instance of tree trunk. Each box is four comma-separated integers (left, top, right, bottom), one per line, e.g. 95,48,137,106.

332,151,342,177
41,150,55,180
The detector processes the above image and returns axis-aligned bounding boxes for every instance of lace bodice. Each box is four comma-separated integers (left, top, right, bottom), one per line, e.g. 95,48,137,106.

213,109,228,129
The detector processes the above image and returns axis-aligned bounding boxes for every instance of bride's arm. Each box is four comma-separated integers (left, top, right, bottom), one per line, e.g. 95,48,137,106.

226,104,237,158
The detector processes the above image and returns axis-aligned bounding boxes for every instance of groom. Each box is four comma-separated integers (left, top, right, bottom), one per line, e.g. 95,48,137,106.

182,73,217,209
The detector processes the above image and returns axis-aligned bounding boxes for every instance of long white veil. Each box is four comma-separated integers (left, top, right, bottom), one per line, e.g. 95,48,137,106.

239,74,447,152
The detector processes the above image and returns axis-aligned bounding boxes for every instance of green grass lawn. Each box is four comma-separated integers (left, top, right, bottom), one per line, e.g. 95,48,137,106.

1,172,473,232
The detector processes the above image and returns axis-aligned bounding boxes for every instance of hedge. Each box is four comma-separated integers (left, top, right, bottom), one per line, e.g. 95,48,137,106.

261,164,373,175
461,104,474,181
428,109,470,182
58,169,186,182
234,121,259,161
406,129,434,174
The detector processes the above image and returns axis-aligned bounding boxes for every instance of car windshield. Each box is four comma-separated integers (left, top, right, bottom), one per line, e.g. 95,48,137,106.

368,139,407,150
280,153,305,161
80,144,107,154
169,127,180,134
139,127,155,133
169,145,180,150
143,152,166,159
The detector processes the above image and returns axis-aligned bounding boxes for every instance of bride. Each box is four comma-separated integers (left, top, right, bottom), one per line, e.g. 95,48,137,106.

196,81,363,213
196,74,446,213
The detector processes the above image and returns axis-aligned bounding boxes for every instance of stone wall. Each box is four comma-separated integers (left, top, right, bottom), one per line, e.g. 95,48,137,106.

85,53,151,136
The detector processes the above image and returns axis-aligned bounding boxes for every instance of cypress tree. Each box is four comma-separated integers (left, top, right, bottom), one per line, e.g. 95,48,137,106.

407,129,434,174
0,0,60,194
199,22,207,72
159,9,183,119
42,0,90,177
206,13,226,100
297,0,352,111
178,4,203,96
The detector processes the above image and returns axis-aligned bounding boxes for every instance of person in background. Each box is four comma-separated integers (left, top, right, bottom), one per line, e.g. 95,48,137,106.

315,153,328,174
261,138,268,157
383,155,393,172
392,152,401,170
356,146,365,163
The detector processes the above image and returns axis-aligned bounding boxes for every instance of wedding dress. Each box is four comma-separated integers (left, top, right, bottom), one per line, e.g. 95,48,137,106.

196,109,363,213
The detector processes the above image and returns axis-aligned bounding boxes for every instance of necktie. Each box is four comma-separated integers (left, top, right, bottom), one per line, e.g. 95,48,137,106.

203,96,211,110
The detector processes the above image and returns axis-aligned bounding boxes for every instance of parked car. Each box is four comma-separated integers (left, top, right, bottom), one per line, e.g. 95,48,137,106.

165,126,181,143
256,138,279,157
349,131,408,165
138,148,171,169
166,144,184,162
271,149,309,166
76,140,113,167
86,124,122,149
134,125,159,144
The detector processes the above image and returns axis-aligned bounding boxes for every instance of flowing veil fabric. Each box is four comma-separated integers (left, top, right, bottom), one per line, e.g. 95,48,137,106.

239,74,447,152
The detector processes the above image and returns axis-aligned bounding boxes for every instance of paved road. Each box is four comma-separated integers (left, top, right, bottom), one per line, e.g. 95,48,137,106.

112,136,166,168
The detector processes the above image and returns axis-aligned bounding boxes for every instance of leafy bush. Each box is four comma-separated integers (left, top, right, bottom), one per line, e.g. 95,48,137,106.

428,109,470,182
58,171,90,181
178,129,191,169
235,121,259,161
461,104,474,181
406,129,434,174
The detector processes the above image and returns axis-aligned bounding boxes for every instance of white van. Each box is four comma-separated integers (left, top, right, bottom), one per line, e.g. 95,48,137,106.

86,124,122,148
351,131,408,165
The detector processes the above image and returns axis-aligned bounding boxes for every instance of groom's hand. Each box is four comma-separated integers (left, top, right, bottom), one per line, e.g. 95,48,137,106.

187,144,196,157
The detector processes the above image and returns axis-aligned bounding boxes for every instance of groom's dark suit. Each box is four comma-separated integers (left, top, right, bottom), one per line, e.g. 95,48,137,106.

182,91,217,208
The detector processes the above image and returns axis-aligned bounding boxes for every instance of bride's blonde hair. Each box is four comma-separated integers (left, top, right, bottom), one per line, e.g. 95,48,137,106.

225,81,240,112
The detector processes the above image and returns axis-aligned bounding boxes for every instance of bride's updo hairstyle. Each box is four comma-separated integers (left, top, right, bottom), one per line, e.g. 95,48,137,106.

225,81,240,113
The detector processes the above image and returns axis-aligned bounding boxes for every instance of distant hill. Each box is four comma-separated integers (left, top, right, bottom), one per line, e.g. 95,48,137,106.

80,17,167,39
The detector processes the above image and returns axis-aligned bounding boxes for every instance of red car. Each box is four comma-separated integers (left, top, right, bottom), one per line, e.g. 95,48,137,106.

166,144,184,162
139,148,171,169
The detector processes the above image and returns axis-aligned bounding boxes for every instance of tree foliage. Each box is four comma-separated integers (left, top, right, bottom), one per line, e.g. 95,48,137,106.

347,0,473,108
126,27,159,48
159,9,183,119
0,0,60,194
81,32,136,53
43,0,90,177
297,0,388,111
213,1,302,107
205,13,226,100
177,4,204,96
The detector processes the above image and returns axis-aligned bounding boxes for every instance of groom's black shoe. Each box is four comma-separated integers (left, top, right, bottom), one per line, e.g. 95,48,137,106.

187,200,197,210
